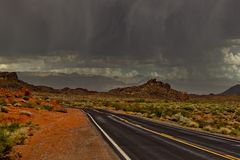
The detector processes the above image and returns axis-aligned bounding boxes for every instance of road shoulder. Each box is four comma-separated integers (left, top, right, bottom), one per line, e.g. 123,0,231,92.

14,108,119,160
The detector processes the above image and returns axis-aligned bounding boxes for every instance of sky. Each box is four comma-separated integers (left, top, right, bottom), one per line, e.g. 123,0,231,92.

0,0,240,94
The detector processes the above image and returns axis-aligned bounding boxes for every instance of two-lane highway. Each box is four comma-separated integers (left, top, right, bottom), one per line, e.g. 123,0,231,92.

82,108,240,160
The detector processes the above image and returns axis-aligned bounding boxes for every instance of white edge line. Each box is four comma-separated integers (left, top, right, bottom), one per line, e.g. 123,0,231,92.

85,112,131,160
81,109,86,114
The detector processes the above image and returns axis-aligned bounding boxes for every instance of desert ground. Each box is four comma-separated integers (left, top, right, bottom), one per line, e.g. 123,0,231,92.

0,88,118,160
1,76,240,159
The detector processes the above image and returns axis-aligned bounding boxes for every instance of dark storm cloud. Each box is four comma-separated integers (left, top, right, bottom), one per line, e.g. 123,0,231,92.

0,0,240,93
1,0,240,57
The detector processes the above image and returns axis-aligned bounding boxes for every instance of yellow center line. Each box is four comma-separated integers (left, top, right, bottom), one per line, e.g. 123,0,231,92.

111,115,240,160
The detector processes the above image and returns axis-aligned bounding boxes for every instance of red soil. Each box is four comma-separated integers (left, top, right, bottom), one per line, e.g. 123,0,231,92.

0,88,118,160
12,108,118,160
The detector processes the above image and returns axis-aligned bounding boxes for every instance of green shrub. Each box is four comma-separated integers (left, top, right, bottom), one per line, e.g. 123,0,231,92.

43,97,50,102
151,107,163,117
135,99,145,103
0,120,36,158
102,101,112,107
23,96,30,101
203,125,214,132
232,128,240,136
21,102,37,109
182,106,194,111
9,128,28,145
112,103,123,110
5,123,21,132
0,130,13,159
198,120,210,128
219,127,232,135
0,100,7,106
41,105,53,111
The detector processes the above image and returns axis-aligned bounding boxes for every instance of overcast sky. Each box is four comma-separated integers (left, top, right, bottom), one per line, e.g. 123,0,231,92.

0,0,240,94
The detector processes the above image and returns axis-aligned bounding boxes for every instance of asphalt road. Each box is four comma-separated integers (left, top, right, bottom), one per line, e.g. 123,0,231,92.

82,108,240,160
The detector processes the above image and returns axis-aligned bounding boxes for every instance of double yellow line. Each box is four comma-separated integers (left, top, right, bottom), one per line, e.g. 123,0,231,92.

111,114,240,160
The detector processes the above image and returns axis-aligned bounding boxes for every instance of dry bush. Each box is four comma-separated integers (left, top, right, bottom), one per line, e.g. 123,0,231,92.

9,127,29,145
20,110,32,117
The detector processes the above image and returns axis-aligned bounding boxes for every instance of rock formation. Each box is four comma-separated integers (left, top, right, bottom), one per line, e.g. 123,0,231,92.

109,79,188,101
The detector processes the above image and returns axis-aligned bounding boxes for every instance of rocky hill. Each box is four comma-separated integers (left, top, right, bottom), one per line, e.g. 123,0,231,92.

221,84,240,95
0,72,28,89
0,72,18,81
0,72,94,94
109,79,188,100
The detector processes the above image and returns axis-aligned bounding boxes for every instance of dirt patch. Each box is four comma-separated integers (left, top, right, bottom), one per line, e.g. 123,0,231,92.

14,108,119,160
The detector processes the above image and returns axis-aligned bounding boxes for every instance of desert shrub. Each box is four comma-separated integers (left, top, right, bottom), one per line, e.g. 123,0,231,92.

232,128,240,136
197,120,210,128
9,128,28,145
0,123,28,158
180,110,191,117
14,102,22,107
170,112,190,125
150,107,162,117
155,110,163,117
23,96,30,101
43,97,50,102
219,127,232,135
0,107,9,113
41,105,53,111
182,106,194,111
55,109,67,113
0,121,36,158
0,100,7,107
147,113,156,118
161,107,178,117
203,125,214,132
179,115,190,125
21,102,32,108
111,103,123,110
215,119,228,129
84,105,93,108
0,130,12,159
170,113,182,122
20,110,32,116
2,123,21,132
225,107,235,113
102,101,112,107
186,121,199,128
135,99,145,103
127,104,142,113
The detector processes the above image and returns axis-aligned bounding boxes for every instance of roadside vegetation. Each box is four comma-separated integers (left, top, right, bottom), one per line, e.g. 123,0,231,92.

107,99,240,137
0,88,67,158
32,92,240,138
0,88,67,113
58,95,240,138
0,122,38,159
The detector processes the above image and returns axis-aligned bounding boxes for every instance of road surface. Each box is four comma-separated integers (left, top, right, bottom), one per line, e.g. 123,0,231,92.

82,108,240,160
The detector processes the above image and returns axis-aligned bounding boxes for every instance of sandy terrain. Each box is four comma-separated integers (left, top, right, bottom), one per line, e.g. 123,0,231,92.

11,108,118,160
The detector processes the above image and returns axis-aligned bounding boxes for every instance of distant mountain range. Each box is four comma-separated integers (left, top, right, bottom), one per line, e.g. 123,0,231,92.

0,72,93,93
2,71,240,97
0,72,189,100
221,84,240,95
17,72,128,92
